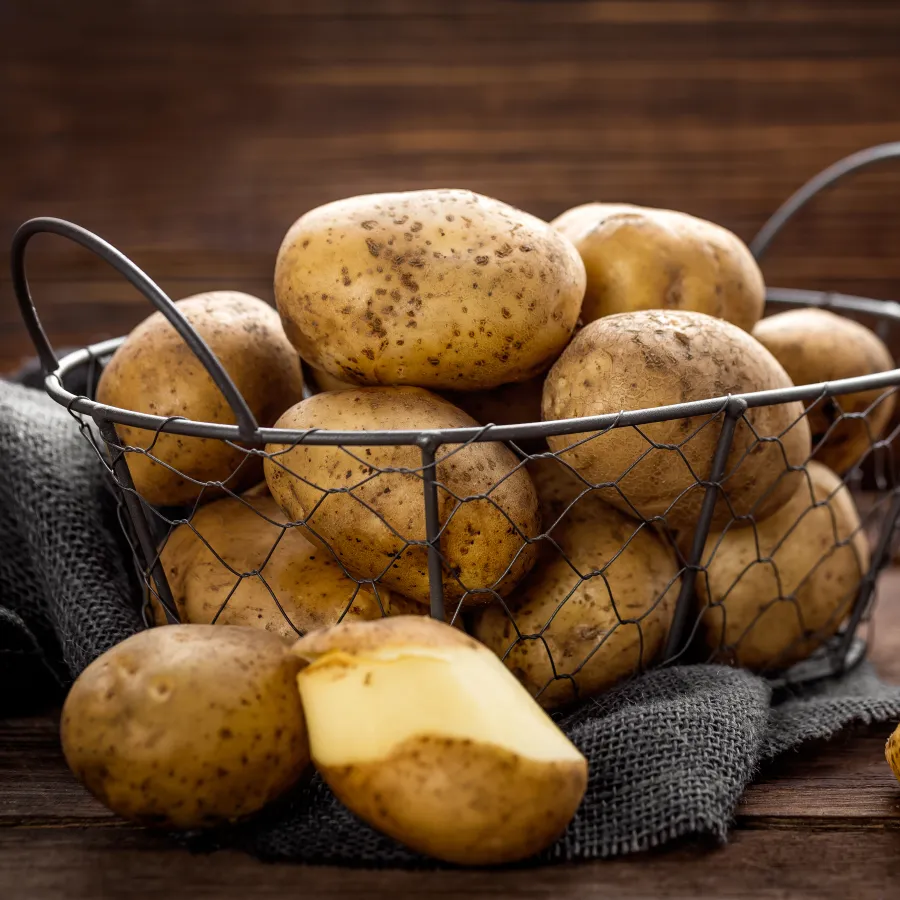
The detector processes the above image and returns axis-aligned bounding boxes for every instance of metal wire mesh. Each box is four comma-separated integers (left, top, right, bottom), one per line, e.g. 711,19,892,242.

36,329,900,708
13,143,900,705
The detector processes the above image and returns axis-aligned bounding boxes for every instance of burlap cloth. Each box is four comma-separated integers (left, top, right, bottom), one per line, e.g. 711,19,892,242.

3,377,899,865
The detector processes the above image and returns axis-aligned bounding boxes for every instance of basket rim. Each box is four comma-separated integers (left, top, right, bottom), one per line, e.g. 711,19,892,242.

46,287,900,448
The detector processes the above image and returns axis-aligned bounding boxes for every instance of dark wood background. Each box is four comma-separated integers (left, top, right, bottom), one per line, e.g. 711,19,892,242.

2,0,900,371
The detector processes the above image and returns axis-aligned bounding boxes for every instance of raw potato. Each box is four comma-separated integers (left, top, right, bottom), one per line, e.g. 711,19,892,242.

154,489,396,638
309,367,357,393
543,310,812,530
264,387,541,606
474,457,680,708
753,308,897,474
551,203,764,332
444,374,545,430
275,189,586,390
886,724,900,784
312,366,545,431
697,461,869,670
292,616,588,865
61,625,309,828
96,292,304,507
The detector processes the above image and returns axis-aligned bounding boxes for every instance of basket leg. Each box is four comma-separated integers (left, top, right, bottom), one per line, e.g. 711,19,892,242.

663,397,747,662
419,434,446,622
94,415,180,625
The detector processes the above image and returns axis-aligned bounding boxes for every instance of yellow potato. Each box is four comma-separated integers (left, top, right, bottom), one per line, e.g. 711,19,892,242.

697,461,869,670
543,310,812,531
97,292,304,507
474,457,680,708
293,616,588,865
551,203,764,332
311,366,545,434
886,724,900,784
275,189,585,390
264,387,541,607
155,489,394,638
61,625,309,828
753,308,897,474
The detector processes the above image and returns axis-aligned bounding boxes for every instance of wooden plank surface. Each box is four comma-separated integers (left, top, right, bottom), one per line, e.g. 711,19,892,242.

3,826,900,900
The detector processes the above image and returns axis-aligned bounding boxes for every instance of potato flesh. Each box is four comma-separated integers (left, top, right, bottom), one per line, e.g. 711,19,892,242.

297,646,584,767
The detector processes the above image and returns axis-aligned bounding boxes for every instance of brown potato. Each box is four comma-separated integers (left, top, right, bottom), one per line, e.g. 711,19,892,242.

543,310,812,531
96,292,304,507
275,189,585,390
753,308,897,474
61,625,309,828
155,489,395,638
473,457,680,708
263,386,541,606
293,616,588,865
311,366,545,436
551,203,764,332
697,461,869,670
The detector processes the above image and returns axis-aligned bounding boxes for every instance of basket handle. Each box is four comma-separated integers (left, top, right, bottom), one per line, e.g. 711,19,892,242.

750,142,900,261
11,217,260,440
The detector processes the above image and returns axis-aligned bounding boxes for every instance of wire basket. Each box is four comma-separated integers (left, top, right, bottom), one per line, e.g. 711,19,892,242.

12,145,900,706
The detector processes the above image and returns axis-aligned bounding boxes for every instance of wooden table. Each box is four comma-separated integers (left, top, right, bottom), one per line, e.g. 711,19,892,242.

4,572,900,899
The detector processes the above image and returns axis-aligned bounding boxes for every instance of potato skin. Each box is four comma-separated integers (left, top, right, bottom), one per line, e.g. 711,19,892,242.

542,310,812,531
312,366,546,435
275,189,586,390
156,490,395,638
551,203,764,332
320,737,586,866
474,458,679,708
697,461,869,671
753,308,897,474
263,387,541,606
96,292,304,507
60,625,309,829
886,724,900,784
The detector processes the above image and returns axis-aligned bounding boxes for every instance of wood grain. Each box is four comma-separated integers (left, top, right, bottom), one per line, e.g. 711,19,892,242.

3,0,900,370
2,822,900,900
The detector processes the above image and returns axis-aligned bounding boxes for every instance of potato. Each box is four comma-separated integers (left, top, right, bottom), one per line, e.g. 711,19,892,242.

311,365,545,433
154,489,395,638
752,308,897,474
473,457,680,708
97,292,304,507
697,461,869,670
264,387,541,607
309,367,357,393
551,203,764,332
543,310,812,531
444,374,545,430
275,189,586,390
886,724,900,784
60,625,309,828
293,616,588,865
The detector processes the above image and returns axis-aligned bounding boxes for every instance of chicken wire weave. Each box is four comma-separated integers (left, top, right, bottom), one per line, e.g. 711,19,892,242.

12,143,900,700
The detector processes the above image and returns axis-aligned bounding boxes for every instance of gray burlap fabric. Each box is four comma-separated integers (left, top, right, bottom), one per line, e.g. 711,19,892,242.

2,378,900,864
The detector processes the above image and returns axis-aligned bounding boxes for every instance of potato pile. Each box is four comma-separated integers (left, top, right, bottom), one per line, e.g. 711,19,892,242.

74,187,893,862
